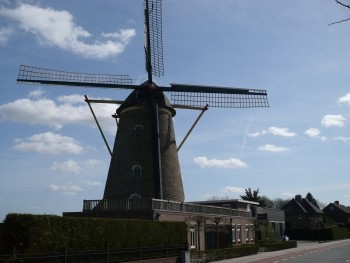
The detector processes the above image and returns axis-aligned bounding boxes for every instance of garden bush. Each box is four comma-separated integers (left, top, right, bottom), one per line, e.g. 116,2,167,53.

1,213,187,254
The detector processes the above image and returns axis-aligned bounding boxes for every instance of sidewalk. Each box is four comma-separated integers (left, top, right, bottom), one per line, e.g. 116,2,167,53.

211,239,350,263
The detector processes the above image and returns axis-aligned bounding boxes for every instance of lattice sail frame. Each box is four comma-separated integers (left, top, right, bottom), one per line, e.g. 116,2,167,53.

145,0,164,77
18,65,132,85
170,90,269,108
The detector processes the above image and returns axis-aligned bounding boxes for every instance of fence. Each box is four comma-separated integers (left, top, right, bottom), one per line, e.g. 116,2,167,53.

83,198,251,218
0,245,186,263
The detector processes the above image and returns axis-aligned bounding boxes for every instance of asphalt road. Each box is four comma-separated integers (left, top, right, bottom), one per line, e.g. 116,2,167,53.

212,239,350,263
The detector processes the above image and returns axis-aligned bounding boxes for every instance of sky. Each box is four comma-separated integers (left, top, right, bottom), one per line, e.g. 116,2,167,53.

1,0,350,221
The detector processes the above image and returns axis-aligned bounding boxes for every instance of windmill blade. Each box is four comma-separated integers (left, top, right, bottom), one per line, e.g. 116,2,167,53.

164,83,269,108
17,65,135,90
144,0,164,78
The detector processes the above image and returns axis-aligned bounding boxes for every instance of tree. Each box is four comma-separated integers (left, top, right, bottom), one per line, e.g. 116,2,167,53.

329,0,350,26
272,198,290,209
306,192,319,208
240,188,266,207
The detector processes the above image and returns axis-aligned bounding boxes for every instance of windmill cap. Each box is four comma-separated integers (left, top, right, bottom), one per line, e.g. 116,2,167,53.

117,89,176,117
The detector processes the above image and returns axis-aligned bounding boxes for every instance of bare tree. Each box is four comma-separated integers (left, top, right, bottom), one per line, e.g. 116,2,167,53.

329,0,350,26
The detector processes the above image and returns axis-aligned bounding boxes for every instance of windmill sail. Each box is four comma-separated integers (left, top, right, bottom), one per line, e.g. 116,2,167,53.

16,1,269,206
144,0,164,78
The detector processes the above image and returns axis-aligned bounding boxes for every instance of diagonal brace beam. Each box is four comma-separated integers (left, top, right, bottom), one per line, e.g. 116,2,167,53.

177,104,208,152
85,95,112,157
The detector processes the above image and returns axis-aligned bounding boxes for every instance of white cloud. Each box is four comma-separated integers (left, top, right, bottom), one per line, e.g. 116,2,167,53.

268,127,297,137
0,26,13,45
333,136,350,143
13,132,83,155
28,89,46,98
47,183,83,196
0,95,118,134
304,128,327,141
51,159,81,174
338,93,350,105
321,114,346,127
258,144,290,152
193,156,247,169
81,180,102,186
281,192,295,198
223,186,245,194
0,4,135,59
83,159,102,168
248,130,267,137
249,127,296,138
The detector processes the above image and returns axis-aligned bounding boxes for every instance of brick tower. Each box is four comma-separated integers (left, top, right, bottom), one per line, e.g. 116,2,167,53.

103,89,185,202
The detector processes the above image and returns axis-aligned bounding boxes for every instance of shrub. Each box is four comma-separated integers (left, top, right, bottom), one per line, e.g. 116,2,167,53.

285,227,348,241
191,244,259,262
1,213,187,254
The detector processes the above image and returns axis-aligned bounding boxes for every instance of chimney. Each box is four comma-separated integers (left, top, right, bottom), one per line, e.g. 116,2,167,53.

295,195,302,203
334,201,339,205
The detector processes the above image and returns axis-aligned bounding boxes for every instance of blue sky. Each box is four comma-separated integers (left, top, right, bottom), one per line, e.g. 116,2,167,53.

1,0,350,221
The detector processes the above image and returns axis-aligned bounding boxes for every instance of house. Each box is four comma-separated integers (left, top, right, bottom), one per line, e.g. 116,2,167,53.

323,201,350,227
64,198,257,251
255,207,286,240
283,195,324,229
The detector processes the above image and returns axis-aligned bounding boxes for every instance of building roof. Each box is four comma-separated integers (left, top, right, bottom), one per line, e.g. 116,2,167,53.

324,201,350,215
256,207,285,222
283,195,323,215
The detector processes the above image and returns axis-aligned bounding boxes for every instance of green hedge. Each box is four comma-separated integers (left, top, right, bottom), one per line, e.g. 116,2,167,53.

285,227,348,241
191,244,259,262
1,213,187,254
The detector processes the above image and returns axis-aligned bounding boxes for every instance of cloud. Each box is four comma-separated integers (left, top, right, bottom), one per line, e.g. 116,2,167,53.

338,93,350,105
268,127,297,137
258,144,290,152
249,127,296,137
193,157,247,169
0,26,13,45
0,94,118,134
81,180,102,186
13,132,83,155
248,130,267,138
304,128,327,141
333,136,350,143
47,183,83,196
223,186,245,194
51,159,81,174
0,4,135,59
83,159,102,168
321,114,346,127
281,192,295,198
51,158,103,174
29,89,46,98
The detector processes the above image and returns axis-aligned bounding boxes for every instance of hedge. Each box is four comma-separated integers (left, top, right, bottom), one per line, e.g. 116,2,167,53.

191,244,259,262
260,240,297,251
1,213,187,254
285,227,349,241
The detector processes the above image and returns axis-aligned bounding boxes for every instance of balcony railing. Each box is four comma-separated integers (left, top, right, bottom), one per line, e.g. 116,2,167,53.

83,198,251,217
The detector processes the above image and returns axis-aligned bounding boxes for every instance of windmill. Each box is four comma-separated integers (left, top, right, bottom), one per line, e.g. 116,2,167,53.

17,0,268,203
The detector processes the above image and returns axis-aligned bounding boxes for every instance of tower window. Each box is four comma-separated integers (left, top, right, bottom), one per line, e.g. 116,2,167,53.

130,193,141,199
134,124,144,134
132,165,142,177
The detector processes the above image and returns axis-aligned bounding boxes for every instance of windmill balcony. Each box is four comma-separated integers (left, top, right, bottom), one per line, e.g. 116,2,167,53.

82,198,251,218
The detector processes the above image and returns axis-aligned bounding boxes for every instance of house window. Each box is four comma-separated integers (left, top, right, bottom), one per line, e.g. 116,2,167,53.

223,204,231,209
130,193,141,199
250,224,254,241
232,224,236,243
190,226,198,249
237,225,241,243
132,165,142,177
246,224,249,242
134,124,144,135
